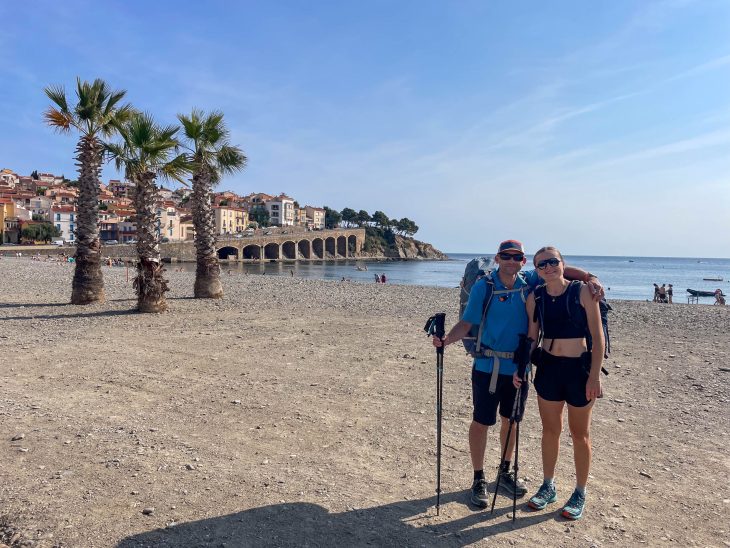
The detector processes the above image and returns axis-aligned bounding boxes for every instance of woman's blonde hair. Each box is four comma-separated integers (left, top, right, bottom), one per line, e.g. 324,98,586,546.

533,246,564,267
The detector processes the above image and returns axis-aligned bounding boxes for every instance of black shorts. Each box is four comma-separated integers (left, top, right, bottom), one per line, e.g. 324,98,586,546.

533,350,591,407
472,369,529,426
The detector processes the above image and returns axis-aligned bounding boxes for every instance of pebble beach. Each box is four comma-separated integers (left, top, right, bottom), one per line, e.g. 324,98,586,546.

1,258,728,547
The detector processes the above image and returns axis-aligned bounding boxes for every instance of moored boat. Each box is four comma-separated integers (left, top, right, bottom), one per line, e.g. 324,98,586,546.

702,276,723,281
687,288,726,297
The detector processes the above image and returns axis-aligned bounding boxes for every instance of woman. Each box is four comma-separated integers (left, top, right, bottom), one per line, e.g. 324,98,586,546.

514,246,604,520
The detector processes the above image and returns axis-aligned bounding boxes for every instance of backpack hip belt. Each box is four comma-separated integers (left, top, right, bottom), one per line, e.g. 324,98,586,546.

476,348,515,394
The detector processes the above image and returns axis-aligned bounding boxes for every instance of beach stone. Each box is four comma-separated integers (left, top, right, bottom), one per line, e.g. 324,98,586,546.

142,507,154,515
11,433,25,441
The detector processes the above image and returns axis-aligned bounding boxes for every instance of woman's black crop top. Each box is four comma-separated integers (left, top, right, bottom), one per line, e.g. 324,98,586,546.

541,286,586,339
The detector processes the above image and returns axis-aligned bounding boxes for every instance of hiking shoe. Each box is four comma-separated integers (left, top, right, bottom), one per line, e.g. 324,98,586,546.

497,470,528,497
561,489,586,520
470,478,489,508
527,481,557,510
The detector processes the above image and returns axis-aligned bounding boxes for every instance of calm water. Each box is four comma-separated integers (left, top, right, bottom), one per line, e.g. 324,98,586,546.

184,253,730,303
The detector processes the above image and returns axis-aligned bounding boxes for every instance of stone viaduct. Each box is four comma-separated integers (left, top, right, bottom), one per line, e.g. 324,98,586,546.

94,228,367,262
213,228,365,262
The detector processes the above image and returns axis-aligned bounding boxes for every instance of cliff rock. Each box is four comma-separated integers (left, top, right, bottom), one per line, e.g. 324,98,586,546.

360,229,448,260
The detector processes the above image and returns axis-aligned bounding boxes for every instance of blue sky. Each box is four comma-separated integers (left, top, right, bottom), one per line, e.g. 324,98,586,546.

1,0,729,257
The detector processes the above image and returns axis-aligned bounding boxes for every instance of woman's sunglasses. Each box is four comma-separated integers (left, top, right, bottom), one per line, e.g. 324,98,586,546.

536,257,561,270
498,253,524,261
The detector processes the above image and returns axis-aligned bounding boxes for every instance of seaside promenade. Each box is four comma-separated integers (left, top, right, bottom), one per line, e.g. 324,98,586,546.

0,259,728,547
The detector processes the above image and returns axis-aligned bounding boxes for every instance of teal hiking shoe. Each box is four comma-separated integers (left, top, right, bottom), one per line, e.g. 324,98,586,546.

561,489,586,520
527,481,557,510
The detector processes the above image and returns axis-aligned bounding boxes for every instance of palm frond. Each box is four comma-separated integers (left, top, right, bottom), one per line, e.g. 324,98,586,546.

43,107,73,132
44,85,69,113
177,108,205,143
216,145,247,174
159,153,192,184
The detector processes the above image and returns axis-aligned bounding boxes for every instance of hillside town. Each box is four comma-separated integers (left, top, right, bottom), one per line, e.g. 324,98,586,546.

0,168,325,245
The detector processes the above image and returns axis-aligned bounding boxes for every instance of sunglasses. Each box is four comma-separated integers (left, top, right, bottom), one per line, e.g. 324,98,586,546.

536,257,561,270
498,253,524,261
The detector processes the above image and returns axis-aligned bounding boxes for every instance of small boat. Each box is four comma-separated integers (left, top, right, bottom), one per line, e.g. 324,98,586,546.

687,288,726,297
703,276,723,281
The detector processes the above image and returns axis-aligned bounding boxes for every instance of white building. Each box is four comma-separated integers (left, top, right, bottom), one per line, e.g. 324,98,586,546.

266,194,295,226
0,169,19,188
24,196,54,219
50,205,77,242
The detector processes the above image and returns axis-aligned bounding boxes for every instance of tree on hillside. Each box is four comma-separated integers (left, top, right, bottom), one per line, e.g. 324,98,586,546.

340,207,356,227
107,113,187,313
396,217,418,237
249,205,270,227
178,109,247,299
30,170,39,180
371,210,389,228
356,210,371,227
44,78,134,305
323,206,341,229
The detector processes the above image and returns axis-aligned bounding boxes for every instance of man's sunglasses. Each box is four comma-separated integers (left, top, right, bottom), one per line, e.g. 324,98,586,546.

536,257,561,270
498,253,524,261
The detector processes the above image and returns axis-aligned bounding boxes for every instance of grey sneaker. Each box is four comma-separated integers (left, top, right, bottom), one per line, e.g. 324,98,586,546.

470,478,489,508
497,469,528,497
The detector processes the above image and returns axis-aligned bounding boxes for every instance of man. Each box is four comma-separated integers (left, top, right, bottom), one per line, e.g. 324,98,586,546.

667,284,673,304
432,240,603,508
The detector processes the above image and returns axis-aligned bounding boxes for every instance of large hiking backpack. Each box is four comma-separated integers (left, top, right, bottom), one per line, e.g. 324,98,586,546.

533,280,612,362
459,257,529,357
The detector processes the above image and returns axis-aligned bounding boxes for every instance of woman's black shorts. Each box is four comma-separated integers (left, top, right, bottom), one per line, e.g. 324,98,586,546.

533,350,592,407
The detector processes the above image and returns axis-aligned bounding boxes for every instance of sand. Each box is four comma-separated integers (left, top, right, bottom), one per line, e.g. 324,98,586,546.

0,258,728,547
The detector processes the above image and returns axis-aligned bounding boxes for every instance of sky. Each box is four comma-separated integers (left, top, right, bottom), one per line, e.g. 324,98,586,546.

1,0,729,257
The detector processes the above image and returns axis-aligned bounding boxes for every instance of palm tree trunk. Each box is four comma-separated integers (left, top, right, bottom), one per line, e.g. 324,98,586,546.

192,167,223,298
133,172,168,313
71,135,105,305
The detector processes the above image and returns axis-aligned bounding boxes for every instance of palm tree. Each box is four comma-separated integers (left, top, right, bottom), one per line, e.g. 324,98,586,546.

44,78,134,305
178,109,247,299
107,113,187,313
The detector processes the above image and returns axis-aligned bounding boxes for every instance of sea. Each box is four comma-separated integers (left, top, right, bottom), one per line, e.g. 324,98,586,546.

183,253,730,304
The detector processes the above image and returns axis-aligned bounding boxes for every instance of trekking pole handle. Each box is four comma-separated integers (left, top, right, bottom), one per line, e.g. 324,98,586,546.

425,313,446,356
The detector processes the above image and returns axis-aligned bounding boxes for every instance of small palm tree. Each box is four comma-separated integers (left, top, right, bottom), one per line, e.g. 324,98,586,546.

107,113,188,313
178,109,247,299
44,78,134,304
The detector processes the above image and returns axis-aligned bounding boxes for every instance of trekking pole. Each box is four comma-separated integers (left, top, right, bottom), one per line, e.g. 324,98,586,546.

489,386,519,516
424,313,446,516
490,335,531,522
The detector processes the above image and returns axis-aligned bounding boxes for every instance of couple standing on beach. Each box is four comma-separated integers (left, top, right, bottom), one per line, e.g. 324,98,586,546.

433,239,605,521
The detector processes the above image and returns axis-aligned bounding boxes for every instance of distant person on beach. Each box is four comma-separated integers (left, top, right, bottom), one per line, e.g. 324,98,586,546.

381,273,387,284
715,289,725,306
653,283,660,302
432,240,604,509
514,245,604,521
374,273,380,284
667,284,673,304
658,284,667,303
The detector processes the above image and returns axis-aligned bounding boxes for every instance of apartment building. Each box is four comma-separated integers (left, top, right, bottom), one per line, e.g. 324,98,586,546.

50,205,77,242
266,194,295,226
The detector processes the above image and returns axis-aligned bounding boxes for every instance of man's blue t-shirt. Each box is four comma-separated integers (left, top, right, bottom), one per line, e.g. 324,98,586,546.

462,268,541,375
